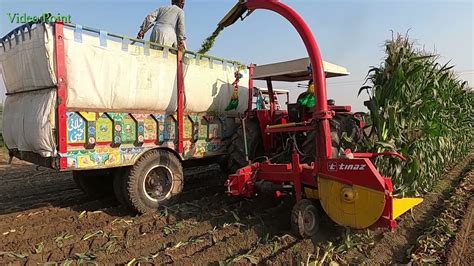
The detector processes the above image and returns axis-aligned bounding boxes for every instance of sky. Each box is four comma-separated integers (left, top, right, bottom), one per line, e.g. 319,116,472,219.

0,0,473,110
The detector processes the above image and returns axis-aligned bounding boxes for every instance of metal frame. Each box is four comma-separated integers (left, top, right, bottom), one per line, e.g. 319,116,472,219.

246,0,333,161
54,23,68,170
177,50,185,154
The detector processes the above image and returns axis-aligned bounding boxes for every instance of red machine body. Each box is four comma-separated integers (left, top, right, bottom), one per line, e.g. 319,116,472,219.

223,0,416,233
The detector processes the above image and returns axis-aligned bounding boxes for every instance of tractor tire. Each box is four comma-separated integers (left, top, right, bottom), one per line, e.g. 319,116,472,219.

122,150,183,214
226,119,264,174
73,170,114,199
291,199,320,238
302,114,363,163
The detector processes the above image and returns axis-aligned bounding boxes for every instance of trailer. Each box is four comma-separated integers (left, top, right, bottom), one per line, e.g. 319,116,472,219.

0,16,351,215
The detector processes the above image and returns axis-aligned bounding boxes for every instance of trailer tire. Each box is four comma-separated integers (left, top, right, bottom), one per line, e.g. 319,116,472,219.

113,169,129,207
226,119,263,174
123,150,183,214
73,170,114,199
291,199,320,238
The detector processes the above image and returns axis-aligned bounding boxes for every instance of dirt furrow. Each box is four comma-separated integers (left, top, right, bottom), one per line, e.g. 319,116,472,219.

342,153,474,265
409,168,474,264
93,196,287,264
0,191,235,264
447,198,474,265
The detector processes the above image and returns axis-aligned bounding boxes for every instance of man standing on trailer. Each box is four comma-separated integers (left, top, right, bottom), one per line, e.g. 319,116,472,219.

137,0,187,49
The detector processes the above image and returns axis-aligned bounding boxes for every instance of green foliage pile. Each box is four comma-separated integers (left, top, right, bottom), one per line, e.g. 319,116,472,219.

360,33,474,196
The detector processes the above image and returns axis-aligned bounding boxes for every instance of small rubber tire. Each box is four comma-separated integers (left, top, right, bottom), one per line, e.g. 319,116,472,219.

73,170,114,199
122,149,183,214
291,199,320,238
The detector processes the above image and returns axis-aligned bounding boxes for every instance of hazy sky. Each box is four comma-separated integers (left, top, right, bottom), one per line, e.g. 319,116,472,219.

0,0,473,110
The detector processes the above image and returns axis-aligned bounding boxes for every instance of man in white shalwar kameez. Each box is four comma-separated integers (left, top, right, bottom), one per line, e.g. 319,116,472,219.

137,0,186,49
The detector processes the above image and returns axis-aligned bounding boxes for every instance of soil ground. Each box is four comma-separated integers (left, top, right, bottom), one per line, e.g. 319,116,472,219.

0,150,472,264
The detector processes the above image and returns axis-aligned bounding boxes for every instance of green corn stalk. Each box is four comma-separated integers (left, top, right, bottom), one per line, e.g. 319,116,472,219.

359,33,474,195
198,27,224,54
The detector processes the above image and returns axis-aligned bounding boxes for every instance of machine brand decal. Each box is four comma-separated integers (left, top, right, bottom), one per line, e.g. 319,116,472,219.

328,162,338,172
328,162,367,171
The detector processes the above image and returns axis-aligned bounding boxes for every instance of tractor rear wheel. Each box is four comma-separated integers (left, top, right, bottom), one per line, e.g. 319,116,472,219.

291,199,320,238
121,150,183,214
226,119,264,174
302,114,362,163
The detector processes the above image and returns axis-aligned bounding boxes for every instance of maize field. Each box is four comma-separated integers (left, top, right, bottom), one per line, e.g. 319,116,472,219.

0,34,473,264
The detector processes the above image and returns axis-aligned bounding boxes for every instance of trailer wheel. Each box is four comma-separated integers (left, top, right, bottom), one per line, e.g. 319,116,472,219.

73,170,114,199
123,150,183,214
226,119,263,174
113,168,129,206
291,199,320,238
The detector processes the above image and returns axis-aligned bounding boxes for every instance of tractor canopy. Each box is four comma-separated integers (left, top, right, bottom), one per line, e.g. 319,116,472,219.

253,57,349,82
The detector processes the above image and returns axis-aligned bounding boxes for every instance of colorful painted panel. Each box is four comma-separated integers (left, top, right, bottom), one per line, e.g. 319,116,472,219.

209,123,220,139
64,111,233,170
143,116,157,141
122,115,137,143
183,116,193,140
199,118,208,140
164,116,176,141
67,112,86,144
96,114,113,143
154,114,166,143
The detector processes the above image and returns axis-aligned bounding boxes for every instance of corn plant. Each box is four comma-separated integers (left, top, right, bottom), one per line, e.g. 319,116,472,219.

359,33,474,195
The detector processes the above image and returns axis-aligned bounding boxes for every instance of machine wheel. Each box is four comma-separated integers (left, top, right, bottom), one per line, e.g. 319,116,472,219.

122,150,183,214
301,114,363,163
226,119,264,174
73,170,114,199
291,199,320,238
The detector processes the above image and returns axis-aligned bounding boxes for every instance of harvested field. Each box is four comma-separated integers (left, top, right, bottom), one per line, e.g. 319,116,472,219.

0,151,473,264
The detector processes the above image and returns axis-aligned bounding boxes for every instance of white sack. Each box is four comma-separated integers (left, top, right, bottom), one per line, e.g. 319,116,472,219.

3,89,57,157
0,24,56,93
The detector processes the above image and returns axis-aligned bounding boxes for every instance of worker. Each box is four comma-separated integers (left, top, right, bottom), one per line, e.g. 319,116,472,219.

137,0,187,49
297,79,316,109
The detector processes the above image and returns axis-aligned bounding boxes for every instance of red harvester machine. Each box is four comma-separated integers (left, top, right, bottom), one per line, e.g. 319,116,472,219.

220,0,422,238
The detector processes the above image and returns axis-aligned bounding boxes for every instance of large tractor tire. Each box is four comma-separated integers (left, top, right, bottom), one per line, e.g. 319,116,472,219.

73,170,114,199
119,150,183,214
302,114,363,163
226,119,264,174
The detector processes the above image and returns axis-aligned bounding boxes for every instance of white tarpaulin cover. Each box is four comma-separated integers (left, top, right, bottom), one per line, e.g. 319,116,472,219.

2,89,57,156
61,25,249,113
1,23,249,156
